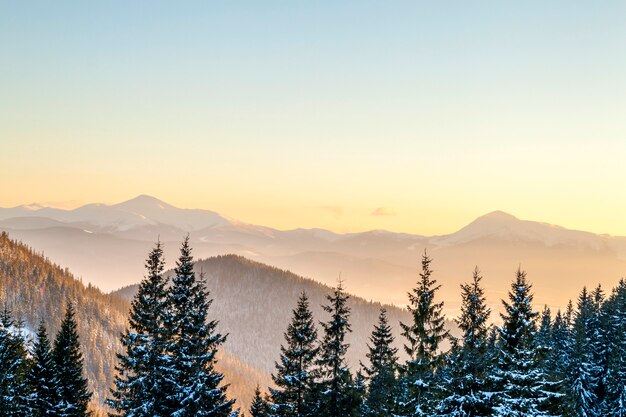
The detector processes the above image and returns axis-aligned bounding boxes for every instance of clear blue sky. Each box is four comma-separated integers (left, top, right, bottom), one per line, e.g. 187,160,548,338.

2,1,626,234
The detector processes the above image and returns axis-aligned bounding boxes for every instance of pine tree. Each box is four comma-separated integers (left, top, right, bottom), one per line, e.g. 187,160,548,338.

167,237,236,417
53,301,92,417
361,308,398,417
493,268,548,417
535,306,565,415
316,280,360,417
439,267,492,416
398,252,449,416
250,386,269,417
28,320,61,417
0,306,31,416
270,292,318,417
564,287,603,417
604,280,626,416
108,241,173,417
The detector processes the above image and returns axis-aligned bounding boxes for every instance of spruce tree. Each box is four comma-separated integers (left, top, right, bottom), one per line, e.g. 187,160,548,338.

28,320,61,417
250,385,269,417
316,280,360,417
270,292,318,417
108,241,173,417
362,308,398,417
535,306,564,415
565,287,603,417
398,252,449,416
604,280,626,416
53,301,92,417
439,267,492,416
167,237,236,417
493,268,548,417
0,306,31,416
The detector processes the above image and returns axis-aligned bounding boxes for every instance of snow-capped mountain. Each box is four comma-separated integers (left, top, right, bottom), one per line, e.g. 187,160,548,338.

0,195,231,232
2,195,626,312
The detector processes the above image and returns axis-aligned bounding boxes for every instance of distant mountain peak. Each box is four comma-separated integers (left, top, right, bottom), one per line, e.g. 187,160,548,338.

477,210,519,222
23,203,45,211
114,195,174,211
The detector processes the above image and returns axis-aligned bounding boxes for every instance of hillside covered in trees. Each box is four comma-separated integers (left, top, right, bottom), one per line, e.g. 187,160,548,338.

0,232,442,411
3,230,626,416
112,254,446,375
0,231,127,404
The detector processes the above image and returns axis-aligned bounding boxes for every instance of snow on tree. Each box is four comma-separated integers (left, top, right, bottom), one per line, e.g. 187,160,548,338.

601,279,626,416
53,301,93,417
0,306,31,416
563,287,603,417
361,308,398,417
439,267,493,417
28,320,62,417
398,251,449,416
249,385,269,417
167,237,237,417
270,291,318,417
108,241,173,417
315,280,360,417
493,268,550,417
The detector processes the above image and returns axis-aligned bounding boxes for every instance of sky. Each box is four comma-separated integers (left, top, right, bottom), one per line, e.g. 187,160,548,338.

1,1,626,235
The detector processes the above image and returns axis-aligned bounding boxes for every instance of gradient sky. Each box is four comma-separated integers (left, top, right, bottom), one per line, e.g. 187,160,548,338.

2,1,626,235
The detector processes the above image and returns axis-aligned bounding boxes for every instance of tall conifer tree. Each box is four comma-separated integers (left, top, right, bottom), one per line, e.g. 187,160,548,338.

28,320,61,417
565,287,603,417
0,307,31,416
108,241,172,417
440,267,492,416
316,281,360,417
270,292,318,417
493,268,548,417
53,301,92,417
249,386,269,417
167,237,236,417
604,279,626,416
399,252,449,416
362,308,398,417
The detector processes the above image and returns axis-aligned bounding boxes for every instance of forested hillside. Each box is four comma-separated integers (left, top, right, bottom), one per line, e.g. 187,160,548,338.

0,232,271,410
1,232,453,411
113,254,455,374
0,231,127,404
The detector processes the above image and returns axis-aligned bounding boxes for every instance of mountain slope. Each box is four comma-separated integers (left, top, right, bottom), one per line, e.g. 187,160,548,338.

2,231,448,411
112,254,426,375
0,232,270,410
3,196,626,311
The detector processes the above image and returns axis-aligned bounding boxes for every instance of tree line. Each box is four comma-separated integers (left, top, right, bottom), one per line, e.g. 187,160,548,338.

0,301,92,416
111,240,626,416
2,237,626,416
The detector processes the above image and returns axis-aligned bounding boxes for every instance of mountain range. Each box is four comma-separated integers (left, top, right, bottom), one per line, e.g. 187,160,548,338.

2,195,626,311
0,232,424,411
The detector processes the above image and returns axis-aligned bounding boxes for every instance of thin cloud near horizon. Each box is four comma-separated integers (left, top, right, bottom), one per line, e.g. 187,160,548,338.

371,207,396,217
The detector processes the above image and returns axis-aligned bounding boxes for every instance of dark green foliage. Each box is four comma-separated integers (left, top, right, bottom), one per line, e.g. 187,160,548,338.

167,237,236,417
249,386,269,417
28,320,61,417
362,308,398,417
603,279,626,416
53,301,92,417
108,242,172,417
316,281,360,417
270,292,318,417
493,268,548,417
439,267,493,416
0,232,129,404
0,307,31,416
398,252,449,416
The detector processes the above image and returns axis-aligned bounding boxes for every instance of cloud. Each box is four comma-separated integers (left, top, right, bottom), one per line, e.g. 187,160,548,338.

319,205,344,218
371,207,396,216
